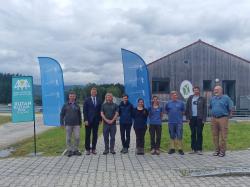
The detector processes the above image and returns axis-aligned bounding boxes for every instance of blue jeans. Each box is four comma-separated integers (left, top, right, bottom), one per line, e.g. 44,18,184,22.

168,123,183,140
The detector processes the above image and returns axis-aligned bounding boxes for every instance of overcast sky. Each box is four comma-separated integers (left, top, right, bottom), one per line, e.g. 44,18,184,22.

1,0,250,85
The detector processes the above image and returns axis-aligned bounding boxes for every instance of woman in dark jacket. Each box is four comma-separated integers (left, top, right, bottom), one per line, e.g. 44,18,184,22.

133,98,148,155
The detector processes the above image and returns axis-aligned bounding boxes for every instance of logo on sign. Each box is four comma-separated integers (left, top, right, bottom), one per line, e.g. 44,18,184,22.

180,80,193,99
14,79,31,90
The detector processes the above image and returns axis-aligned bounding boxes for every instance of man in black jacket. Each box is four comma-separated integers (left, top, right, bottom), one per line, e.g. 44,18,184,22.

83,87,102,155
185,86,207,155
60,91,82,157
119,94,133,154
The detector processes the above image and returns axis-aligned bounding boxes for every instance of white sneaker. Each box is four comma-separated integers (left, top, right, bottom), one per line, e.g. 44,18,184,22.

197,151,203,155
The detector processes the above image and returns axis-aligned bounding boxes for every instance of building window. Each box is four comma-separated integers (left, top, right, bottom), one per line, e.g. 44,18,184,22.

203,80,212,91
152,78,170,93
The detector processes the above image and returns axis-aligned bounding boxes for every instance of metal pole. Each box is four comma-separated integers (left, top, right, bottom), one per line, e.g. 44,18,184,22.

33,120,37,156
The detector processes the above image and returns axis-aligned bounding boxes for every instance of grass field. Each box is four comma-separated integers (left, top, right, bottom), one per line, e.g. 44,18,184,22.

9,121,250,157
11,124,103,157
0,115,11,126
145,122,250,152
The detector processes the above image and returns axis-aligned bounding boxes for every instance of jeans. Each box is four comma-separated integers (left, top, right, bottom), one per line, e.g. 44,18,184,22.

168,123,183,140
66,125,80,152
149,125,162,149
120,123,132,148
189,117,204,151
103,124,117,151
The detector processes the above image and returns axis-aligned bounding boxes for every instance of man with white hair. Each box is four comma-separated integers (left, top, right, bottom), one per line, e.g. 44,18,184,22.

101,93,119,155
210,85,233,157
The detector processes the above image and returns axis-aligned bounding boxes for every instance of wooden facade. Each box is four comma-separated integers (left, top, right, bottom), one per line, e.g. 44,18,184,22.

147,40,250,109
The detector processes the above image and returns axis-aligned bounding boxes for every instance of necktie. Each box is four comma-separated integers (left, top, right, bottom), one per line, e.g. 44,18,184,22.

93,97,96,106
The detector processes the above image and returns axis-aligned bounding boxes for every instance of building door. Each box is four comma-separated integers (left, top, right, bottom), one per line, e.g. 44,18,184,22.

222,80,236,105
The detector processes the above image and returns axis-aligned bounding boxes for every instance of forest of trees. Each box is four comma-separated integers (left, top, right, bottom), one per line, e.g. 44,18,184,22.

0,72,124,105
0,73,17,104
67,83,124,103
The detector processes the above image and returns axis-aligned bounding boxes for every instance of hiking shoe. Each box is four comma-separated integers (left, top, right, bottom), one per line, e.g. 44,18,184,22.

197,151,203,155
92,149,97,155
151,149,156,155
123,148,128,153
86,150,91,155
155,149,160,155
218,152,225,157
103,150,109,155
189,150,197,154
213,151,219,156
178,149,184,155
168,149,175,154
73,150,82,156
67,151,73,157
110,150,116,154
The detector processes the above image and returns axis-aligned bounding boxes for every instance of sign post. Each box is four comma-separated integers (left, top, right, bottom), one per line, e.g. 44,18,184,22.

12,76,36,156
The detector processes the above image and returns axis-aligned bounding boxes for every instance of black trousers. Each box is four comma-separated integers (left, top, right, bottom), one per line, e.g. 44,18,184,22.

149,125,162,149
120,123,132,148
134,127,147,149
189,117,204,151
85,119,99,150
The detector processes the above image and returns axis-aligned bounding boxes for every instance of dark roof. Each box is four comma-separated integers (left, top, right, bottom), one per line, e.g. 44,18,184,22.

147,39,250,66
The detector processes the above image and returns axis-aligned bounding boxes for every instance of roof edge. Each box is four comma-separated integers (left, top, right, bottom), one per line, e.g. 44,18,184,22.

147,39,250,66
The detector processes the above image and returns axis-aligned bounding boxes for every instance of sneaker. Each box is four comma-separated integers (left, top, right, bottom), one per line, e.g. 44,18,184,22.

110,150,116,154
73,150,82,156
189,150,197,154
86,150,91,155
155,149,160,155
123,148,128,154
151,149,156,155
218,152,225,157
168,149,175,154
178,149,184,155
67,151,73,157
92,149,97,155
213,151,219,156
120,148,125,153
103,150,109,155
197,151,203,155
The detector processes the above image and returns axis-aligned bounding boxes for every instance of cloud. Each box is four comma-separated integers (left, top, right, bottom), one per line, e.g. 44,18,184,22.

1,0,250,85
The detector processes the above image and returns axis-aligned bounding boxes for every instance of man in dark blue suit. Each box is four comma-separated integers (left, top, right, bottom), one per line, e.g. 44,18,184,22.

83,87,102,155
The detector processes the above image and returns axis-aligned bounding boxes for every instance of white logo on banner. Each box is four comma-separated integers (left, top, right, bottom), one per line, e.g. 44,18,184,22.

180,80,193,99
14,79,31,90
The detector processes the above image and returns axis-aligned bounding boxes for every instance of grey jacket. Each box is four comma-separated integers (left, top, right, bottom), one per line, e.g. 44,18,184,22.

60,102,82,126
185,95,207,121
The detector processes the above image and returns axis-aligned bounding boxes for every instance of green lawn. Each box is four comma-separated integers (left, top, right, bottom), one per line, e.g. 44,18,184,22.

145,122,250,152
9,122,250,157
11,124,103,157
0,115,11,125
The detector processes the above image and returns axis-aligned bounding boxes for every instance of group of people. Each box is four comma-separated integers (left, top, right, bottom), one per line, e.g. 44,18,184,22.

60,85,233,158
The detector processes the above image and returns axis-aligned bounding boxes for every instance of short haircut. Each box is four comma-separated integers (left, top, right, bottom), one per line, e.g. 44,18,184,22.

193,86,200,91
91,87,97,91
152,95,158,99
170,91,178,95
122,94,129,98
69,91,76,95
137,98,144,102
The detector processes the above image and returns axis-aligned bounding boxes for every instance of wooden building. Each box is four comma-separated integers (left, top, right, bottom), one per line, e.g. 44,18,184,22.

147,40,250,109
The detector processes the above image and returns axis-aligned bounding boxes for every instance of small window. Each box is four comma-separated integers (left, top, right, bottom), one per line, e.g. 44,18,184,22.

152,78,170,93
203,80,212,91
